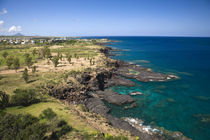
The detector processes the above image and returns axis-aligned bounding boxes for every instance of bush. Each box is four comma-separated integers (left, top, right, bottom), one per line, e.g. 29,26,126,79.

2,51,8,59
105,133,128,140
10,89,39,106
32,65,37,73
24,54,33,68
50,124,72,139
52,56,59,67
42,47,51,59
78,104,87,112
13,57,20,72
57,120,67,127
67,55,72,64
22,68,29,83
0,91,9,109
39,108,57,120
6,55,14,69
0,113,47,140
32,48,37,56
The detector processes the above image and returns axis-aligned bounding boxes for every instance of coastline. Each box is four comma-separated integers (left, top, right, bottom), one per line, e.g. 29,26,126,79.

47,41,190,140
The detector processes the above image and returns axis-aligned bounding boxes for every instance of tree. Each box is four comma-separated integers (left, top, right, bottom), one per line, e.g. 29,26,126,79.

32,65,37,73
57,52,63,60
39,108,57,120
59,53,63,60
74,53,77,58
22,68,29,83
24,53,30,58
45,48,51,59
67,55,71,64
13,57,20,72
42,47,51,59
6,56,14,69
32,48,37,56
52,56,59,67
10,89,39,106
0,113,47,140
25,55,33,68
2,52,8,59
0,91,9,109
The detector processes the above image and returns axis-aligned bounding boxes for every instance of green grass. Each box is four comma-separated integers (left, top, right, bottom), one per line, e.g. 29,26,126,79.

0,73,43,95
51,46,99,58
5,100,96,133
0,48,39,67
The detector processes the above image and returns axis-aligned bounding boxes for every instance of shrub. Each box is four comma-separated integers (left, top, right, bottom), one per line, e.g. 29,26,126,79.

2,51,8,59
57,52,62,60
78,104,87,112
105,133,128,140
6,55,14,69
39,108,57,120
22,68,29,83
136,136,140,140
0,113,47,140
32,48,37,56
67,55,71,64
13,57,20,72
57,120,67,127
42,47,51,59
32,65,37,73
52,56,59,67
24,55,33,68
50,124,72,139
10,89,39,106
0,91,9,109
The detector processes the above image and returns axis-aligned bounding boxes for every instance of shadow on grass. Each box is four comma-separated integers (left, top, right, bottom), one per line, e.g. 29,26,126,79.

27,79,37,83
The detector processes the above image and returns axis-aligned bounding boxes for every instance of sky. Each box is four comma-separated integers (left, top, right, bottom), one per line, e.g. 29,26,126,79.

0,0,210,37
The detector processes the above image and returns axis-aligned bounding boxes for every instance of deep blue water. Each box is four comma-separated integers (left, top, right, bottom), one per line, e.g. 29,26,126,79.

88,36,210,140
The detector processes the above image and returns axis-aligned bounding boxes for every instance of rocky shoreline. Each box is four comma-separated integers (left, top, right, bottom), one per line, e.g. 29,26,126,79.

47,44,191,140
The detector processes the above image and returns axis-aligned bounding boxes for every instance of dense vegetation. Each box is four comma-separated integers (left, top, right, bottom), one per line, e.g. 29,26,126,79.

0,108,72,140
10,89,40,106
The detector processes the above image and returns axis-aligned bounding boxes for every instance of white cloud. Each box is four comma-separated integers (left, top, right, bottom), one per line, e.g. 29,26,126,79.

8,25,22,32
0,20,4,25
0,8,7,15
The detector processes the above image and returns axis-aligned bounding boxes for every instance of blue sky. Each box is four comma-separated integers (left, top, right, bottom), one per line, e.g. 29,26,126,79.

0,0,210,37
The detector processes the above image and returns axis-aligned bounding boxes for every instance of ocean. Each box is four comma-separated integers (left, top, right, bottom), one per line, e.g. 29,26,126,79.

100,36,210,140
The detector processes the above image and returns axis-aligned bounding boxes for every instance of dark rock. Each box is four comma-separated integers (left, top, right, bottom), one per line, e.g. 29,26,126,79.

95,89,135,105
106,115,163,140
48,84,89,104
105,75,135,88
115,61,178,82
84,97,110,115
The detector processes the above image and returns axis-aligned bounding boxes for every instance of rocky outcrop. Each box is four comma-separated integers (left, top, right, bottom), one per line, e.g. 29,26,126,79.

47,84,89,104
115,60,178,82
105,75,135,87
106,115,163,140
95,89,135,105
84,97,110,115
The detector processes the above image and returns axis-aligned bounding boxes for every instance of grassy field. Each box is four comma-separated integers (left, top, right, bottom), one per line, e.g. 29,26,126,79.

5,99,97,133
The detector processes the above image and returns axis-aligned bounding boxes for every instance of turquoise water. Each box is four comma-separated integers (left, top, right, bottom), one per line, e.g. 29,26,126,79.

100,37,210,140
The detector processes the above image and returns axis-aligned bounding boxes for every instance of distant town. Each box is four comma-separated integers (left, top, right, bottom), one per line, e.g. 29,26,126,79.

0,35,79,45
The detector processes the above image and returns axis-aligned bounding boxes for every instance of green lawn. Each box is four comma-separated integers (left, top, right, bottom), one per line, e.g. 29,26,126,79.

5,100,96,133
